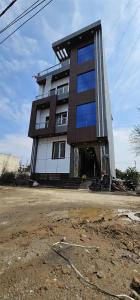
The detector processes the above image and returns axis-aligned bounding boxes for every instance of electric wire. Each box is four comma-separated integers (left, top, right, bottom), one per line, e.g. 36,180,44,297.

0,0,44,34
114,31,140,90
116,3,140,49
111,0,131,32
0,0,18,17
0,0,54,46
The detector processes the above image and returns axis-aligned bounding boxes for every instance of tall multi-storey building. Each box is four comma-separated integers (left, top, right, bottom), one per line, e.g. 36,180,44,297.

28,20,115,181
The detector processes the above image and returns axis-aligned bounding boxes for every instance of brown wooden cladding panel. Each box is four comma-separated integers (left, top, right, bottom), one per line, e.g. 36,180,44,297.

67,37,97,144
28,95,57,138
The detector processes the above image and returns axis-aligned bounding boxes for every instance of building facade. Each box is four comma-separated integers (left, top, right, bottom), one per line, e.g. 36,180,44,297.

28,20,115,180
0,154,20,175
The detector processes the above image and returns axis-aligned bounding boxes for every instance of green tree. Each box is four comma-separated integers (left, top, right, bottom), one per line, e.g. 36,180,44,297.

124,167,139,184
116,167,139,184
130,108,140,155
116,168,125,179
130,125,140,155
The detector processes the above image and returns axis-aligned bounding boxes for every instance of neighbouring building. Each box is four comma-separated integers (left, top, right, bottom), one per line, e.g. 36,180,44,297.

28,20,115,181
0,154,20,175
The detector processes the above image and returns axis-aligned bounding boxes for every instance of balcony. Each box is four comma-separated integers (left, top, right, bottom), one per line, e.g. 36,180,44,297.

55,113,68,133
35,84,69,101
36,59,70,78
55,124,67,133
35,120,49,130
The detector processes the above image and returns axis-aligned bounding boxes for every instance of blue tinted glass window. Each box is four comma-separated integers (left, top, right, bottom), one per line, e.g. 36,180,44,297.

78,43,94,64
77,70,96,93
76,102,96,128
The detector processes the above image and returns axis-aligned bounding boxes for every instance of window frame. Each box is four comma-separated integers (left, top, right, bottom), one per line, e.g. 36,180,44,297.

77,43,94,64
57,83,69,95
77,70,96,93
52,141,66,159
76,101,96,129
56,111,68,126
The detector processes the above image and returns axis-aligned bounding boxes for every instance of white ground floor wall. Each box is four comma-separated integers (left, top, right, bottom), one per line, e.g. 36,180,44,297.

35,135,70,174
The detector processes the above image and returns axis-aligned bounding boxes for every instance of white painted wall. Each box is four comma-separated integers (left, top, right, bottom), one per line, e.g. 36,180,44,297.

56,104,68,114
35,135,70,174
39,75,52,95
51,77,69,91
39,77,69,95
36,108,50,124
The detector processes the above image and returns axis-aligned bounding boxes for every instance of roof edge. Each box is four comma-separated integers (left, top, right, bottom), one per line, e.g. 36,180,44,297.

52,20,101,48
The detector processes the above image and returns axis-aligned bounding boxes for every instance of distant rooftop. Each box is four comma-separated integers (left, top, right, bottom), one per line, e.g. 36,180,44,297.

52,20,101,62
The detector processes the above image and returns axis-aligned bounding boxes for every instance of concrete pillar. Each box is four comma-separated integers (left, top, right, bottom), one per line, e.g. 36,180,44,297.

70,146,79,177
30,138,38,175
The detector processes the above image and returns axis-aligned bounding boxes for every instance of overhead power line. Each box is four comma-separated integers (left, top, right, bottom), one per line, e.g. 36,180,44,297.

109,1,140,62
114,31,140,90
111,0,131,32
0,0,43,35
0,0,54,45
0,0,18,17
113,2,140,54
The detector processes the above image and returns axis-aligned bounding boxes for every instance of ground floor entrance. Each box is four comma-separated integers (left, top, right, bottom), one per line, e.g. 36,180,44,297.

78,147,100,178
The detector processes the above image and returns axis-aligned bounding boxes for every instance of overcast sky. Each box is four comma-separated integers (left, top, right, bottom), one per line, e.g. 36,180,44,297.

0,0,140,170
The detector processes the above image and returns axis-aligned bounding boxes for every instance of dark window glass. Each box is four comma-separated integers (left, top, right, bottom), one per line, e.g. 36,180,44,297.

45,116,49,128
60,142,65,158
52,141,66,159
76,102,96,128
52,142,59,159
77,70,95,93
78,43,94,64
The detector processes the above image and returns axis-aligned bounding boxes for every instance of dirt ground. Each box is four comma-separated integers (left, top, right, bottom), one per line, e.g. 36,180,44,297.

0,186,139,300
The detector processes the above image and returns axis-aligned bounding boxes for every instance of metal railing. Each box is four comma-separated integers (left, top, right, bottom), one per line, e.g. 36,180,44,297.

37,59,70,77
35,85,69,100
57,85,69,95
35,121,48,129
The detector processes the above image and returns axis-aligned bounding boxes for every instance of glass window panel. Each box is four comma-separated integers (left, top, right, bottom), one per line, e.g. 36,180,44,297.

57,84,69,95
56,112,67,126
52,142,59,159
52,141,66,159
45,117,49,128
77,70,96,93
60,142,65,158
78,43,94,64
76,102,96,128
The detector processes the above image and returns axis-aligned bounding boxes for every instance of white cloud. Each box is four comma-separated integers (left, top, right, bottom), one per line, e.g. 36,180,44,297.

41,17,63,45
71,0,82,31
0,97,31,125
0,134,32,164
8,33,39,57
114,128,140,171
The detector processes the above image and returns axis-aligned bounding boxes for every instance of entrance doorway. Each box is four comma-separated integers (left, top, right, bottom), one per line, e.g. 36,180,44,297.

79,148,100,177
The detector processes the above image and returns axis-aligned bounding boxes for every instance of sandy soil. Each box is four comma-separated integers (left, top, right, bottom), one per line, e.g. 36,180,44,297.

0,186,139,300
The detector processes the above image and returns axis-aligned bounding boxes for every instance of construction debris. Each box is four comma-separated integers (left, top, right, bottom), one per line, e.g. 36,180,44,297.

52,240,136,300
131,274,140,294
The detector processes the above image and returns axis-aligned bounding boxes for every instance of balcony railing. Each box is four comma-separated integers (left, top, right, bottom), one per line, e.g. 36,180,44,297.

35,85,69,100
37,59,70,77
55,124,67,134
35,121,48,129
